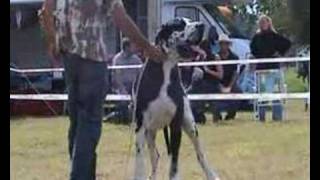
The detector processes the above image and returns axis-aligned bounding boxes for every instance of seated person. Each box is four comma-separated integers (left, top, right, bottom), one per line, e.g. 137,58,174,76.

113,38,142,94
191,26,222,94
189,26,223,123
213,34,242,121
106,38,142,122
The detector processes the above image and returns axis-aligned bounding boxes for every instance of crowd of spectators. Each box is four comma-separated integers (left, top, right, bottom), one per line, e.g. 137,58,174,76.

106,15,291,123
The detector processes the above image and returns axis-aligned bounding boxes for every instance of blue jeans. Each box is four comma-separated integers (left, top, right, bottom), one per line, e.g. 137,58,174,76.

257,71,283,121
63,52,107,180
238,70,256,94
213,85,242,120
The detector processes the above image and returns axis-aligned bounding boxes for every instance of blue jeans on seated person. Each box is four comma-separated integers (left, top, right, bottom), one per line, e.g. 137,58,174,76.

213,85,242,120
116,83,133,123
258,71,283,121
189,80,220,121
63,52,108,180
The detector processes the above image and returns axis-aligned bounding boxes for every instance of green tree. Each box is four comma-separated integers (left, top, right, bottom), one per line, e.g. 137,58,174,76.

287,0,310,44
232,0,309,44
232,0,290,36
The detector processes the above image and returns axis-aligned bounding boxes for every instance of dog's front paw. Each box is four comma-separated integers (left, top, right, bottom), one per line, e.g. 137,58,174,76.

206,170,220,180
207,176,221,180
170,174,180,180
132,177,147,180
148,174,157,180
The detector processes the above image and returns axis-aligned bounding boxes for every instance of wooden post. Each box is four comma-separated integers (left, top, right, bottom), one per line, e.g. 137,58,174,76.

148,0,161,42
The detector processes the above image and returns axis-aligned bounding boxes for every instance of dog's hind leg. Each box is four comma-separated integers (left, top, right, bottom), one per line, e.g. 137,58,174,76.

134,126,146,180
163,126,171,155
146,130,160,180
169,123,182,180
181,97,220,180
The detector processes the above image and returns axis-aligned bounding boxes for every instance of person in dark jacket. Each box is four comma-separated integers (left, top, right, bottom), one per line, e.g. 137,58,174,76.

250,15,291,121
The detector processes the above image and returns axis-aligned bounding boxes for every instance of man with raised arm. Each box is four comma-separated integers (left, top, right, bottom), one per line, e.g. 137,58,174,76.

39,0,165,179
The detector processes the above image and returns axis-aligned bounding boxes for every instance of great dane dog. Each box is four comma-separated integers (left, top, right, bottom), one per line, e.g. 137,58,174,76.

132,18,220,180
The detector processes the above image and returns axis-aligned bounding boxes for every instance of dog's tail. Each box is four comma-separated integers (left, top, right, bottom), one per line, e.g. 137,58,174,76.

163,126,171,155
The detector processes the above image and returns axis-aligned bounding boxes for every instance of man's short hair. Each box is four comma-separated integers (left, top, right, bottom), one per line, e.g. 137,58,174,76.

122,38,131,51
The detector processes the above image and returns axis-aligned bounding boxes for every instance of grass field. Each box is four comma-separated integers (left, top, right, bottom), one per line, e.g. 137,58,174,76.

285,67,308,92
10,100,309,180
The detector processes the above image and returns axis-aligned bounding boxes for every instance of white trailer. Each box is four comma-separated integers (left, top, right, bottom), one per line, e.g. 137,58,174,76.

10,0,251,62
148,0,251,59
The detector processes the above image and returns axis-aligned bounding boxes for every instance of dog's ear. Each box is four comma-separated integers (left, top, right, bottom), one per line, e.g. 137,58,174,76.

155,25,172,45
155,26,171,53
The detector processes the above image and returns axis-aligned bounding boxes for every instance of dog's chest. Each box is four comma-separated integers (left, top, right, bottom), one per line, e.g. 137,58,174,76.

136,60,183,130
145,95,176,130
145,62,177,129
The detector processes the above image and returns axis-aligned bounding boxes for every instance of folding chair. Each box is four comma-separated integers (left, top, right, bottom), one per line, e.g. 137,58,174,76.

253,68,287,121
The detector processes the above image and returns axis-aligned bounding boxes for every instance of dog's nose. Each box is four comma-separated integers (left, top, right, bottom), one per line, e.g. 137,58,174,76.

196,23,205,36
196,23,204,27
196,23,205,30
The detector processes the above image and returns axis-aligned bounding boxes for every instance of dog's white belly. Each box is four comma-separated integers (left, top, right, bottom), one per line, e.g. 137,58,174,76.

144,95,177,130
142,61,178,130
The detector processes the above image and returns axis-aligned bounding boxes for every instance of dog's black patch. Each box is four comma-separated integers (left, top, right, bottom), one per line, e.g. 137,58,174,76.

135,60,164,132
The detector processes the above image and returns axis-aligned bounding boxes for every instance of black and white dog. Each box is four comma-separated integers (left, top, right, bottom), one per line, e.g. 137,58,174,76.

133,18,220,180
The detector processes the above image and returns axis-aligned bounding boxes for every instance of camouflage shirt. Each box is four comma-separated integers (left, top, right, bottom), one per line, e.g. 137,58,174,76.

54,0,123,62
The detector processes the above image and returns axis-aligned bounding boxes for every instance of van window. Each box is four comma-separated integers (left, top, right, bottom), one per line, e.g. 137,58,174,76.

199,12,211,29
203,4,248,39
175,7,219,33
175,7,198,21
175,7,210,27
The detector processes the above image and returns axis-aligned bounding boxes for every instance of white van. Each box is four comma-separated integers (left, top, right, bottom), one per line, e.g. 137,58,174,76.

10,0,253,116
158,0,251,59
10,0,251,59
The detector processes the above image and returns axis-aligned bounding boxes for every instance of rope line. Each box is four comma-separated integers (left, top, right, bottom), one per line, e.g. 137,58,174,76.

10,57,310,73
10,93,310,101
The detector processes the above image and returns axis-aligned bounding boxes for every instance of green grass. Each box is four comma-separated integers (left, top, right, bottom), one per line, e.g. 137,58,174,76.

11,101,309,180
285,67,308,92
